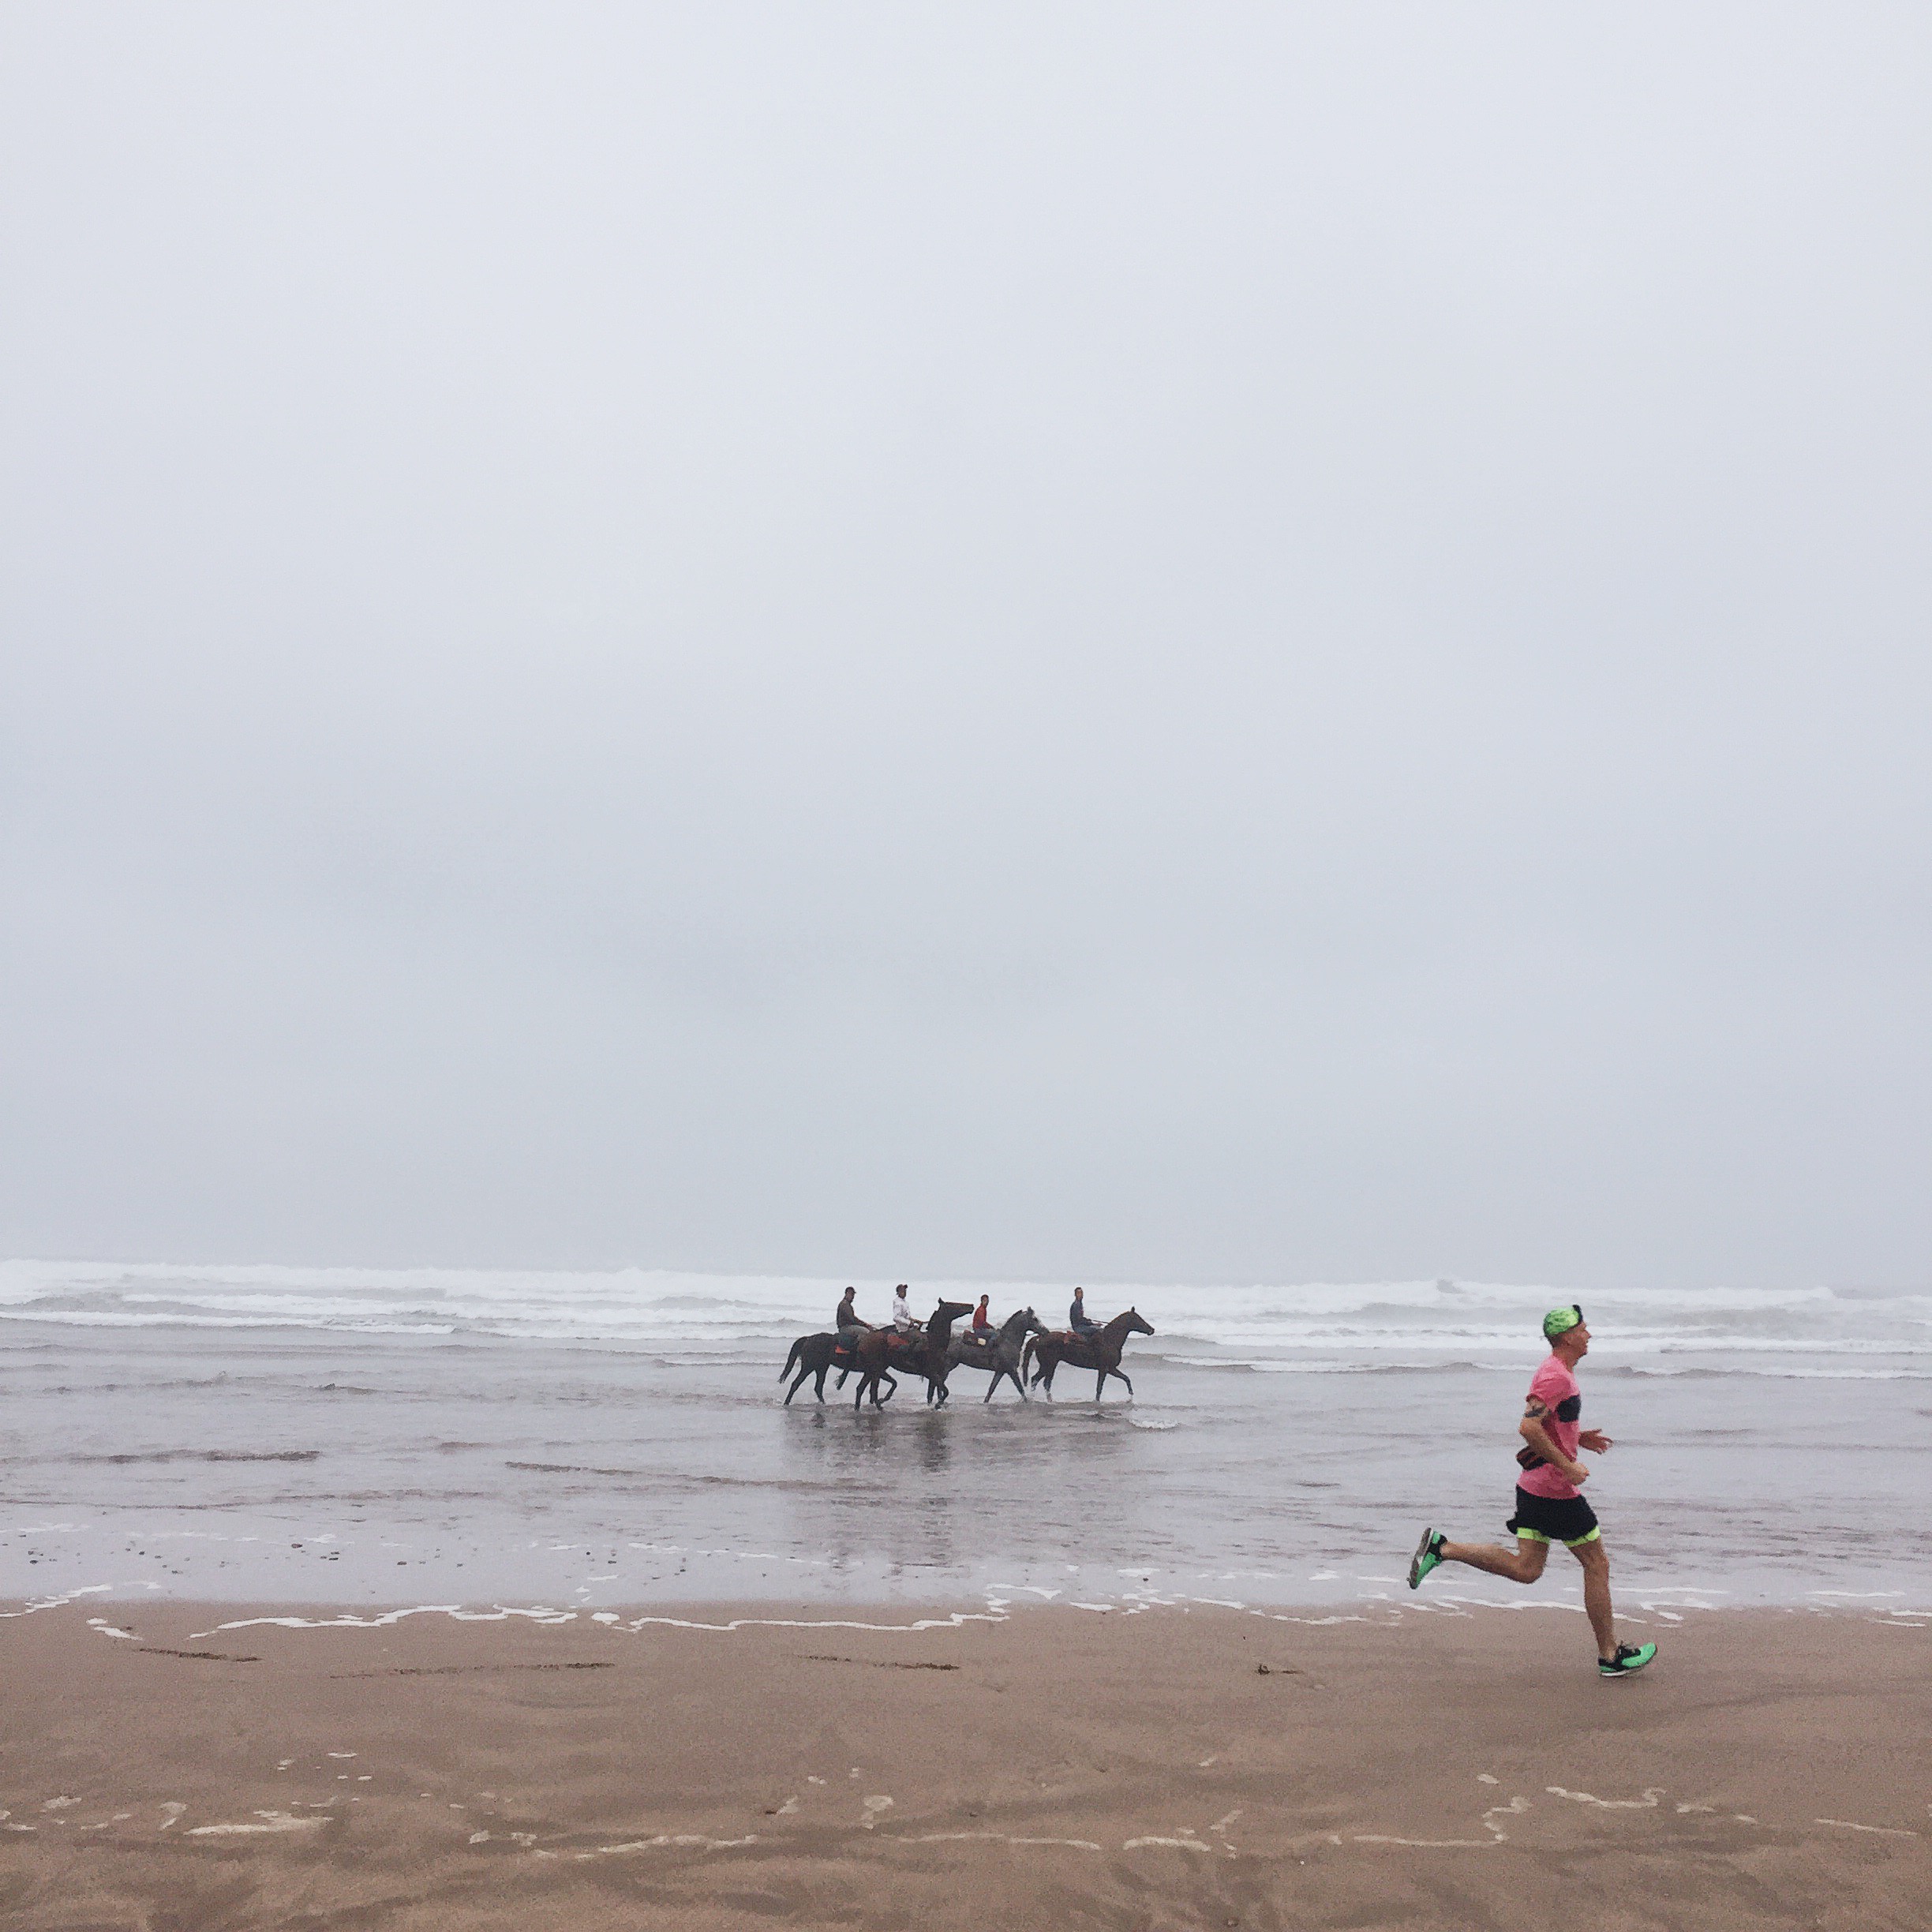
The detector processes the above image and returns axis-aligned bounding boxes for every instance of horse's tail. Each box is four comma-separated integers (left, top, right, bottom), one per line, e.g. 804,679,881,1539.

1020,1334,1038,1377
780,1336,805,1381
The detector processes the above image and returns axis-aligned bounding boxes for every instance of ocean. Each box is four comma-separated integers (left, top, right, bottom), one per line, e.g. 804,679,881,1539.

4,1260,1928,1624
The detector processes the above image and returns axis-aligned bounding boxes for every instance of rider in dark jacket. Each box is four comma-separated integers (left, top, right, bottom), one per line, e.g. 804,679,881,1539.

1069,1286,1099,1335
836,1287,870,1332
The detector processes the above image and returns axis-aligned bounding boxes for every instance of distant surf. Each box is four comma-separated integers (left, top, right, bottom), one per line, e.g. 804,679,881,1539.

3,1260,1923,1376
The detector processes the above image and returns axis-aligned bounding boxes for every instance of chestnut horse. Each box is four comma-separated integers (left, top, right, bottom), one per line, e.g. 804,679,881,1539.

1020,1308,1155,1400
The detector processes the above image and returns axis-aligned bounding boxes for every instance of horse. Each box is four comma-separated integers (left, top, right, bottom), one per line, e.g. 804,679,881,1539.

778,1330,876,1406
851,1301,975,1410
945,1307,1049,1402
1020,1308,1155,1400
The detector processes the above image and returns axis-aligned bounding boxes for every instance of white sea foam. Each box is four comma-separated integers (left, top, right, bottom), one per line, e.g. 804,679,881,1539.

4,1258,1923,1369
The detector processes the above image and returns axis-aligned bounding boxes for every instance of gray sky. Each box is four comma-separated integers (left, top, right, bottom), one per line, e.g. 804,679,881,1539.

3,5,1927,1288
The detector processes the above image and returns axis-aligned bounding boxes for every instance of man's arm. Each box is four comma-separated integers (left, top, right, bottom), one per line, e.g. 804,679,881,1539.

1519,1397,1588,1485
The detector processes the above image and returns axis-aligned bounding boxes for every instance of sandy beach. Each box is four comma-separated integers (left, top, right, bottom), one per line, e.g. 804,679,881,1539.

3,1600,1925,1930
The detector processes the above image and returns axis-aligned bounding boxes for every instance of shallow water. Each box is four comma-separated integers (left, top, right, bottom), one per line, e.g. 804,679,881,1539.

3,1264,1929,1619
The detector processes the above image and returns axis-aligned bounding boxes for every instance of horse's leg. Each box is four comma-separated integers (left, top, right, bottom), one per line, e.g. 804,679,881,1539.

814,1365,829,1402
1096,1366,1107,1401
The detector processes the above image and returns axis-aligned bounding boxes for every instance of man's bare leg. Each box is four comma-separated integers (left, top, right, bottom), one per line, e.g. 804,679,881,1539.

1571,1537,1616,1659
1438,1534,1549,1586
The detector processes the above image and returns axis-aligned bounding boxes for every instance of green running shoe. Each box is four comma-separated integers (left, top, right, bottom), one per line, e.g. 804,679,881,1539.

1408,1527,1445,1590
1598,1642,1657,1679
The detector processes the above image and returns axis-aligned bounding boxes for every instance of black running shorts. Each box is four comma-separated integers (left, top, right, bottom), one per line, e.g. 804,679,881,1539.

1507,1486,1601,1547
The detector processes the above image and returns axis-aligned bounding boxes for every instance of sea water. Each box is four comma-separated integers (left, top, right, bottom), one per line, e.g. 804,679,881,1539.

2,1261,1927,1620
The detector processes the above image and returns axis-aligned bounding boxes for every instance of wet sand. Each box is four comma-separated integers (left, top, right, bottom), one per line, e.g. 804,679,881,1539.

2,1601,1926,1929
10,1320,1931,1616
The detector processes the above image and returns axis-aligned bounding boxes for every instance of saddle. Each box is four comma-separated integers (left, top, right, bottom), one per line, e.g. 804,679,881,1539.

834,1327,916,1371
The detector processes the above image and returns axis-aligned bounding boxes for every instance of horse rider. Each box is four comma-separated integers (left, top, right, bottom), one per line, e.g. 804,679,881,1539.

1069,1286,1101,1338
835,1286,871,1334
969,1294,994,1339
892,1283,922,1335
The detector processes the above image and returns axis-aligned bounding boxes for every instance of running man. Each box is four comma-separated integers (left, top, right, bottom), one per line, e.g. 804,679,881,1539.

1408,1305,1657,1679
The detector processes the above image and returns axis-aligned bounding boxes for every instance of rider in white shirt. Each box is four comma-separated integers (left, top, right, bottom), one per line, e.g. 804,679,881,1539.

892,1284,919,1333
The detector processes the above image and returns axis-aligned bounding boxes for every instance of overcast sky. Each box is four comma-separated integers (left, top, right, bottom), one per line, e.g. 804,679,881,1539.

2,5,1927,1288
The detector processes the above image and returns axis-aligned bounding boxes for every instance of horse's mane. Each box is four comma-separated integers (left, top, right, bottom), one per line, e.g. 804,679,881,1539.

924,1301,972,1344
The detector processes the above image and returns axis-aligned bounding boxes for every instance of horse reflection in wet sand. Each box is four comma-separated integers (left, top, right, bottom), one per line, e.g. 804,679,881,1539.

945,1307,1049,1401
1020,1309,1155,1400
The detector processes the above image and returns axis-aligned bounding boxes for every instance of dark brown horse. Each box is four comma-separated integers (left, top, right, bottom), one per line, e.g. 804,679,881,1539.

779,1330,871,1405
851,1301,974,1410
1020,1308,1155,1400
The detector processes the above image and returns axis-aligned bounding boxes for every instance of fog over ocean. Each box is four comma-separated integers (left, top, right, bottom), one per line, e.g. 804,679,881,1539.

5,1262,1926,1624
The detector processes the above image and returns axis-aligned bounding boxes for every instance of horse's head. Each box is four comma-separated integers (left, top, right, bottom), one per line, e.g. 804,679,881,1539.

1022,1306,1049,1336
1112,1306,1155,1338
930,1299,974,1335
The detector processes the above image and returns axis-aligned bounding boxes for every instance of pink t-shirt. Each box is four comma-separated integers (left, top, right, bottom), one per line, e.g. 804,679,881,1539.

1517,1352,1582,1500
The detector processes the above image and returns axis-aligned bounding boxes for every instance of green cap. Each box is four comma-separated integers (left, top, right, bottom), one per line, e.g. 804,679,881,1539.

1542,1303,1584,1341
